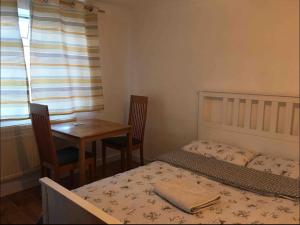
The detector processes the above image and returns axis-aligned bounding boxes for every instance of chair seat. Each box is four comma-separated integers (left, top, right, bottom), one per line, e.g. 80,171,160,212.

57,147,94,166
103,136,141,148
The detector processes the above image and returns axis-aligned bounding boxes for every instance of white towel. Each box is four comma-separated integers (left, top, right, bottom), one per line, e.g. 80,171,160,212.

153,181,221,214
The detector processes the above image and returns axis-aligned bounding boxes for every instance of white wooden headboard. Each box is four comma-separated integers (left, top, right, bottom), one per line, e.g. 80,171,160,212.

197,91,299,160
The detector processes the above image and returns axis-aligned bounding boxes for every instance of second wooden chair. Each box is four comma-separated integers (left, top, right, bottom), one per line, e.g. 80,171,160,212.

102,95,148,175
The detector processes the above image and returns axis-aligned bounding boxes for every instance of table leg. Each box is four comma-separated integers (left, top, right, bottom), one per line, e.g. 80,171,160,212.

92,141,97,180
79,140,86,186
127,129,132,170
92,141,97,168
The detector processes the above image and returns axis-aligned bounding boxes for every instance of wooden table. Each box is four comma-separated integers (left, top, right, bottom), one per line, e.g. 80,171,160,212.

51,119,132,185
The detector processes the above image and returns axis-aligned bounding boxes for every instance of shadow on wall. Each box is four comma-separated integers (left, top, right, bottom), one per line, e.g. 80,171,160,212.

141,91,200,161
142,94,170,160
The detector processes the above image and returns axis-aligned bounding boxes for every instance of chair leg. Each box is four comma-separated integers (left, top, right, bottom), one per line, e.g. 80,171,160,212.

90,162,95,181
121,150,126,172
140,146,144,166
102,144,106,177
52,169,60,183
87,165,91,182
92,141,97,168
41,166,47,178
46,168,50,177
70,170,74,188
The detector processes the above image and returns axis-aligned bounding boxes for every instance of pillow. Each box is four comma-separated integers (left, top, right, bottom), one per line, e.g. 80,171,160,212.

182,140,257,166
247,155,299,179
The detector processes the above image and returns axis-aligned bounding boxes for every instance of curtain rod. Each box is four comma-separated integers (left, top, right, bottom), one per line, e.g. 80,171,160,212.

60,0,106,14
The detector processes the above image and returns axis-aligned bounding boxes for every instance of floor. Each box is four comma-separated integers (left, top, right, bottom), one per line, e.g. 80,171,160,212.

0,160,140,224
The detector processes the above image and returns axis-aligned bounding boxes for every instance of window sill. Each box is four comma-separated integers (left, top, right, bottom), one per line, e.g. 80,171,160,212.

0,119,31,128
0,122,33,140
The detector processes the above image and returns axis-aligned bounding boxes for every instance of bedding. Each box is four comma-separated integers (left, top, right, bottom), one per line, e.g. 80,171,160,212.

158,151,299,199
74,159,299,224
182,140,256,166
247,155,300,179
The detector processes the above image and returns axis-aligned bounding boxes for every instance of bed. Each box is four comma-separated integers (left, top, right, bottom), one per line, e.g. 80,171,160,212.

40,91,300,224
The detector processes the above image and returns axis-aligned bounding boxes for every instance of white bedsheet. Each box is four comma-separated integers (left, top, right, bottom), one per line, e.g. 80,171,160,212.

73,161,299,224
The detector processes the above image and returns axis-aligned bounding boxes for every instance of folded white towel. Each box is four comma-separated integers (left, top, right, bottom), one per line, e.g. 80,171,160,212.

153,181,221,214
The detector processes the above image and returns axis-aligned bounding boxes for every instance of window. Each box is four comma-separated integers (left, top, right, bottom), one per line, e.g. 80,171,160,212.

1,0,103,127
18,6,32,101
0,2,32,127
3,6,31,127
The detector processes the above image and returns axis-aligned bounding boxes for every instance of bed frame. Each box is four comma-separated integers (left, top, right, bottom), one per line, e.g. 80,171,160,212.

197,91,299,159
40,177,121,224
41,91,299,224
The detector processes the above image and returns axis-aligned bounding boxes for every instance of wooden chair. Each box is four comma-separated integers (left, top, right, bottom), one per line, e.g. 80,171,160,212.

29,103,95,186
102,95,148,174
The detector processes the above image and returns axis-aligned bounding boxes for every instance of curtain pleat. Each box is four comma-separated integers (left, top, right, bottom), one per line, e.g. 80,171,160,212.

0,0,29,121
30,0,104,121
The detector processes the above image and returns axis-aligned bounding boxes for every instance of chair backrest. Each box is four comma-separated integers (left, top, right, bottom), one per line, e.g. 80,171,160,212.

29,103,57,165
128,95,148,143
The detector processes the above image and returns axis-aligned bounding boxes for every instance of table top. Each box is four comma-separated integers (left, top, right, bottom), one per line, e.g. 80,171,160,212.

51,119,131,140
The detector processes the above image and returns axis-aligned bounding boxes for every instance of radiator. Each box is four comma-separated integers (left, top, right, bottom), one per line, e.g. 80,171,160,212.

0,125,40,182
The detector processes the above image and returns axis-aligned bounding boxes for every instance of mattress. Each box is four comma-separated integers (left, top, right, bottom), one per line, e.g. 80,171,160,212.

73,161,299,224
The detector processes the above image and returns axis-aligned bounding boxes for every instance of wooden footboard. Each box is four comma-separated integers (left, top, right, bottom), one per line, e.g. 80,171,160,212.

40,178,122,224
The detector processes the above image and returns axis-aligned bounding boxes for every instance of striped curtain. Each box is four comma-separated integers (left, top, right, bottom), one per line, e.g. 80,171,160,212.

0,0,29,121
30,0,104,121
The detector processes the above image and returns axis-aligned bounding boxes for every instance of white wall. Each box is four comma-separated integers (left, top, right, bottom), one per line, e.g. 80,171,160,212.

88,0,132,123
128,0,299,159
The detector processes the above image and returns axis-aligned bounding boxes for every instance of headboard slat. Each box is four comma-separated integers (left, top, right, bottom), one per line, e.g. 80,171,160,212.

270,101,279,133
285,102,294,135
256,100,265,131
198,91,299,160
222,98,228,125
232,99,239,127
244,99,252,129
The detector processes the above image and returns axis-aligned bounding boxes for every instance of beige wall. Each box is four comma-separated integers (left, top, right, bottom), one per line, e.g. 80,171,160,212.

128,0,299,159
92,0,131,123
